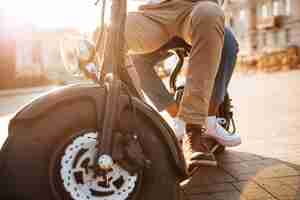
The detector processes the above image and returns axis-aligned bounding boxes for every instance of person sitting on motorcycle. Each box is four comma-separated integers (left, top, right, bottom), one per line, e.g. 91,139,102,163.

130,26,241,144
125,0,240,171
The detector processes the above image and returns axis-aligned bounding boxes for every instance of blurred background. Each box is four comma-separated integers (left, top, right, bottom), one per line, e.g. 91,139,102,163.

0,0,142,89
1,0,299,89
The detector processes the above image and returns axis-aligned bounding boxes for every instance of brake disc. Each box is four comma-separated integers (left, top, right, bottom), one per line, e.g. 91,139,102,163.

60,132,138,200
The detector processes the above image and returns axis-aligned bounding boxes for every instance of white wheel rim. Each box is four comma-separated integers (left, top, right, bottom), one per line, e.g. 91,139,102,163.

60,132,138,200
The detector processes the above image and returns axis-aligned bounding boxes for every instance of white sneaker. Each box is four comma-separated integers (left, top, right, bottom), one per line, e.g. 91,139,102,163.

206,116,241,147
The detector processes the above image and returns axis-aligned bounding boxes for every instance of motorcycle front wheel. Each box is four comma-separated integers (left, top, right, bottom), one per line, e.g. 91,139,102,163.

0,95,181,200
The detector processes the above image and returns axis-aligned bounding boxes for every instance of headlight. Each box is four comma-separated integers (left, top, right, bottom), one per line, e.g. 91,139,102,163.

60,36,81,76
60,36,96,77
78,39,96,63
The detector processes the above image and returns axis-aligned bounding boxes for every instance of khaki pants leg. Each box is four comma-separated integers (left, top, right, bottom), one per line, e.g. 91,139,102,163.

177,1,225,126
124,11,173,103
125,12,171,54
125,1,225,126
125,0,192,54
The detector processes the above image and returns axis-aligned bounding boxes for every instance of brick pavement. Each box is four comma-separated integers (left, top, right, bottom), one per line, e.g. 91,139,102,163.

182,151,300,200
181,71,300,200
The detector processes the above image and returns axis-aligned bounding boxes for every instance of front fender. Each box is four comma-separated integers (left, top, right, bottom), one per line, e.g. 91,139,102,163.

10,83,105,121
9,83,187,178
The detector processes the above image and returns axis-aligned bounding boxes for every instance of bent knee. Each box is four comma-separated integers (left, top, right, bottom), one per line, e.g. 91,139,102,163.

191,2,225,27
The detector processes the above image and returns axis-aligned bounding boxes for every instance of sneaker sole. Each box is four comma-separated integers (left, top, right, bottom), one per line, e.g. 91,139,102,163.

188,161,218,176
216,137,241,147
206,134,242,147
189,160,218,167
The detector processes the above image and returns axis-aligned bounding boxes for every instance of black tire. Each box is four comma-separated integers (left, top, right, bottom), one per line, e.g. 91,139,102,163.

0,92,181,200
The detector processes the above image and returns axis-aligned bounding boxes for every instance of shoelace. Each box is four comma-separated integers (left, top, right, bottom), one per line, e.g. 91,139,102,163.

185,131,211,154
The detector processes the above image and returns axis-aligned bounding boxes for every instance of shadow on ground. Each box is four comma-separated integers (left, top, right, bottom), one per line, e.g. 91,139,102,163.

181,150,300,200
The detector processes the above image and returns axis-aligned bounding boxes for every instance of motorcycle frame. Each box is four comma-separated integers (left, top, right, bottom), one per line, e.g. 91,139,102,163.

94,0,130,166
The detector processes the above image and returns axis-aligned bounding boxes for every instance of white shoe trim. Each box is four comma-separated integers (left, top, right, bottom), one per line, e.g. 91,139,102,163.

188,160,218,167
207,117,241,147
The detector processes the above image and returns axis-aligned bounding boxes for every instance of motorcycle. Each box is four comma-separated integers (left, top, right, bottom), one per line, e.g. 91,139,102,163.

0,0,236,199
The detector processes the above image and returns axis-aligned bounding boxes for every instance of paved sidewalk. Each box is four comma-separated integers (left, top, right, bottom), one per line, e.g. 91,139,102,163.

0,85,57,97
182,151,300,200
0,86,58,117
182,71,300,200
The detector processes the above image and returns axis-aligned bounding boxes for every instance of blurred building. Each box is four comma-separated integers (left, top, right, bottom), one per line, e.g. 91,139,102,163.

14,27,80,81
0,11,83,88
225,0,300,70
0,12,17,88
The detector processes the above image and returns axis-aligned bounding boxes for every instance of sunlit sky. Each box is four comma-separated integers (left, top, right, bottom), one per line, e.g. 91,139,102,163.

1,0,140,32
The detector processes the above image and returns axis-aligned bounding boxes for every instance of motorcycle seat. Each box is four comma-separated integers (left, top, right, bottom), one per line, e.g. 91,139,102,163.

157,37,191,54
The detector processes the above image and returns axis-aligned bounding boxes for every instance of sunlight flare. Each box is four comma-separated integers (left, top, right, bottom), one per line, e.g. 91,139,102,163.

1,0,140,32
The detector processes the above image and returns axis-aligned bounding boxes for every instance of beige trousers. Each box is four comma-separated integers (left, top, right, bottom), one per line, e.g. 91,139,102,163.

125,0,225,125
